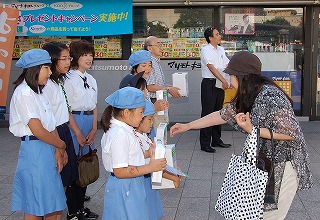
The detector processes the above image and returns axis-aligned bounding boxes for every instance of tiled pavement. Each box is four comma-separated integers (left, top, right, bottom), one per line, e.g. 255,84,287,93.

1,121,320,220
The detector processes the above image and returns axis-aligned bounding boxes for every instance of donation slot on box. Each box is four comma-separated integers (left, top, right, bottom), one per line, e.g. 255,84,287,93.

172,72,189,97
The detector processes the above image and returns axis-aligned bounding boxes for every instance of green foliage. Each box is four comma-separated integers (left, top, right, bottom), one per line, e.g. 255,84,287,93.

264,17,291,26
173,8,212,28
146,21,169,38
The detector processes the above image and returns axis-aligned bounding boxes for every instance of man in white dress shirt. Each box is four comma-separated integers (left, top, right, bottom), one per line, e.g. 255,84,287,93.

200,27,231,153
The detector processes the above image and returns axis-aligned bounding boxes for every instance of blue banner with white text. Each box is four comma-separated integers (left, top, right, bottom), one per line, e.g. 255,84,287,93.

3,0,132,36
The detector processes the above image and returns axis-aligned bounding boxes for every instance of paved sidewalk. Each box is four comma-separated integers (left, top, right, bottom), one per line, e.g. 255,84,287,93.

1,121,320,220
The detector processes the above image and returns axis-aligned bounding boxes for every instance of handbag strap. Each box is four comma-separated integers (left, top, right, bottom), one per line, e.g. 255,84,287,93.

260,128,275,162
242,126,260,164
78,145,93,157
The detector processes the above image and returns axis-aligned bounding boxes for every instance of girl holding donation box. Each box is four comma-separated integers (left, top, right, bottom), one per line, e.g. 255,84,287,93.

100,87,166,220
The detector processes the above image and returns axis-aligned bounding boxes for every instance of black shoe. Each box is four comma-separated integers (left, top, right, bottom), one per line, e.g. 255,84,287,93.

201,146,216,153
67,212,86,220
82,207,99,220
216,143,231,148
84,195,91,202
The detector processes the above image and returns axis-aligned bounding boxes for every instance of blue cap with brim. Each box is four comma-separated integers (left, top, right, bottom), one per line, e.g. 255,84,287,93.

129,50,152,67
105,87,146,109
144,100,155,116
16,49,51,68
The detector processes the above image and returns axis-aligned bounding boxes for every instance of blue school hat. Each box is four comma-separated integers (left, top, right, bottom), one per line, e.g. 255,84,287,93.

128,50,152,67
144,100,155,116
105,87,146,109
119,71,144,89
16,49,51,69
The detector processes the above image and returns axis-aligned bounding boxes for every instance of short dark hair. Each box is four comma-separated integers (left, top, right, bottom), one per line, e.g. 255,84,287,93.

69,40,95,69
42,42,69,83
131,65,138,75
135,77,147,90
204,27,217,43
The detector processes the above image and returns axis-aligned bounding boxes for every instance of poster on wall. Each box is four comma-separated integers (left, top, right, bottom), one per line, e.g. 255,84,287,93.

3,0,132,36
12,36,79,58
225,13,255,35
0,5,19,119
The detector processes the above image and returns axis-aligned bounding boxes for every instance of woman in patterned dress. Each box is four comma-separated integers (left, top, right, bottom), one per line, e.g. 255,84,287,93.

170,51,313,220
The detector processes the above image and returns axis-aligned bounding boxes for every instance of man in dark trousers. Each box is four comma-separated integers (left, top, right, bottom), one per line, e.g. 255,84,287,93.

199,27,231,153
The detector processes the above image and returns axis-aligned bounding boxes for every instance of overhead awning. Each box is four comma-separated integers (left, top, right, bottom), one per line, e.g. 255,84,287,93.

133,0,319,6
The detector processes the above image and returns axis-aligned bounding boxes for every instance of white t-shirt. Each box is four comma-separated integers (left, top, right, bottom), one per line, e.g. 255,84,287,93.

101,118,146,172
200,44,229,79
64,69,97,111
9,81,56,137
43,79,69,126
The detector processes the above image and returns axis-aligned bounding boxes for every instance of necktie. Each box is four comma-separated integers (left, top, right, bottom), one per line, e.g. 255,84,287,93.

80,76,90,89
59,79,71,113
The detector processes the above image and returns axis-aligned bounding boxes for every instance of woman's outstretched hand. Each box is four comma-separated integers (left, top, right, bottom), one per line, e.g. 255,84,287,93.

235,112,253,134
170,123,190,137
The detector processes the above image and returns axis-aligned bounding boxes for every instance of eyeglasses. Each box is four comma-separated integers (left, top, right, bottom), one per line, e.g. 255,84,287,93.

58,57,73,62
148,43,163,48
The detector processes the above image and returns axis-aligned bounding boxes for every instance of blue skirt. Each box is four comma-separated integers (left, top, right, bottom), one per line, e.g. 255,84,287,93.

144,176,164,220
69,113,95,155
103,175,151,220
11,139,66,215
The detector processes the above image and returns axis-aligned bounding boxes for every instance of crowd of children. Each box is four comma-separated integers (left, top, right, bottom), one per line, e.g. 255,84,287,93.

9,42,181,219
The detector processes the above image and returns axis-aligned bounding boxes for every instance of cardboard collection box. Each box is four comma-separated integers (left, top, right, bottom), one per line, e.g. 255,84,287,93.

152,122,180,189
156,90,169,119
172,72,189,97
152,144,177,189
151,137,166,185
156,122,168,144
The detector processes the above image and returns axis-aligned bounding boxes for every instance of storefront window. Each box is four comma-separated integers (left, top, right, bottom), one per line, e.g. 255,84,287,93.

132,8,213,58
221,7,303,111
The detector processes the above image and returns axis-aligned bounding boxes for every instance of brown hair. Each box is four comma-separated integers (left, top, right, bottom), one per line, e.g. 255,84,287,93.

69,40,95,69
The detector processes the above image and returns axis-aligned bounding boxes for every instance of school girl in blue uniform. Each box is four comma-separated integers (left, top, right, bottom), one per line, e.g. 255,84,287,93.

100,87,167,220
135,100,164,219
64,40,98,219
9,49,67,219
42,42,84,219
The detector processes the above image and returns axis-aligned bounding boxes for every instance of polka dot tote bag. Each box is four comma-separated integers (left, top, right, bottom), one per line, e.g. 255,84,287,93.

215,127,268,220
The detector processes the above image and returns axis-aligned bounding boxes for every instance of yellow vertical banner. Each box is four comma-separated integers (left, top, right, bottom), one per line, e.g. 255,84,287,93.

0,5,19,119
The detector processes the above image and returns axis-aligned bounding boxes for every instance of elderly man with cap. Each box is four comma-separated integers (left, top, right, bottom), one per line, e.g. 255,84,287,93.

9,49,67,219
170,51,313,219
